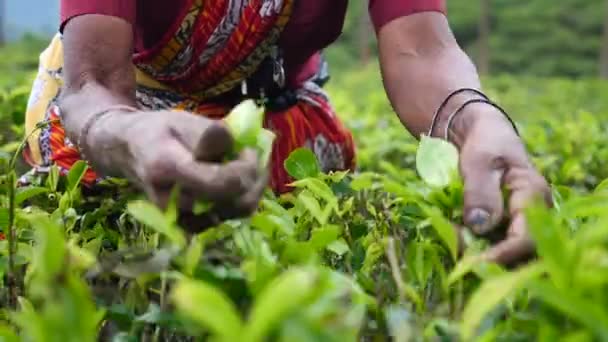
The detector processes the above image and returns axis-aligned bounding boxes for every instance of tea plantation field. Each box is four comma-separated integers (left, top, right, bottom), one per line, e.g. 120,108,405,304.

2,43,608,341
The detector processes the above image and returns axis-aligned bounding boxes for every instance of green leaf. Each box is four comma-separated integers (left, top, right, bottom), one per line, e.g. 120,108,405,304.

0,324,19,342
257,129,276,169
528,279,608,340
296,190,326,224
461,263,544,340
290,178,336,204
0,208,8,230
524,204,570,287
309,225,341,250
46,165,60,191
327,239,350,256
422,205,458,262
171,279,243,340
15,186,48,205
243,268,318,341
251,212,294,237
416,135,459,188
66,160,88,193
127,200,185,247
447,255,482,286
225,99,264,152
284,148,321,180
111,248,177,279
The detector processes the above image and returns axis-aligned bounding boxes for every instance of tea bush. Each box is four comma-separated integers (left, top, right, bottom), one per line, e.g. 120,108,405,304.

2,47,608,341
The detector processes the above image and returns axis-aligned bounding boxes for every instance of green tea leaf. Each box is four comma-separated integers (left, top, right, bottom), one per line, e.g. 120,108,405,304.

126,200,185,247
296,190,326,224
243,268,318,341
66,160,88,193
422,205,458,262
0,208,8,230
327,239,350,256
15,186,48,205
416,135,459,188
171,279,243,340
447,255,482,286
0,324,19,342
461,263,544,340
225,99,264,151
528,279,608,340
290,178,336,204
257,129,276,168
284,148,321,180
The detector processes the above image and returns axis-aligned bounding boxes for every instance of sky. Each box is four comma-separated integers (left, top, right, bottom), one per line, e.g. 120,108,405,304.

5,0,59,40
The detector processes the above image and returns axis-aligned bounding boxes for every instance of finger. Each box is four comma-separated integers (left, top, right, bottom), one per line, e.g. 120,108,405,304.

233,170,270,216
172,147,259,202
179,171,269,233
143,183,198,212
170,113,233,161
194,121,234,162
482,236,535,266
482,214,535,265
505,168,553,215
460,150,506,235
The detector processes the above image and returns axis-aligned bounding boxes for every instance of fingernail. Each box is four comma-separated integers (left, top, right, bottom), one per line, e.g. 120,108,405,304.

467,208,491,235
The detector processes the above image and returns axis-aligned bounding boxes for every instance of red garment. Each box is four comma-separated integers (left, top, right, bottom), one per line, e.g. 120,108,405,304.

60,0,446,86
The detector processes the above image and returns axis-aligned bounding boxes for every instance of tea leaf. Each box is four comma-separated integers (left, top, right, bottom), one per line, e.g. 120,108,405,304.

416,135,459,188
243,268,318,341
66,160,88,193
422,205,458,262
171,279,243,340
126,200,185,247
15,186,48,205
284,148,321,180
225,99,264,152
461,263,544,340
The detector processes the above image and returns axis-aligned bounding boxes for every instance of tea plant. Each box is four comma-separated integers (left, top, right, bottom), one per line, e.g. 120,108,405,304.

2,47,608,342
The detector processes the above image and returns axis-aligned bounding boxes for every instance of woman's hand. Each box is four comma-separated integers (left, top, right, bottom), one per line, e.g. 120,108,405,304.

87,110,267,230
452,105,553,265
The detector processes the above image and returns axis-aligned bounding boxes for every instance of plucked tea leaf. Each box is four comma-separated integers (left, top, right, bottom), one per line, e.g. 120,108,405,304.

416,135,459,188
225,99,264,152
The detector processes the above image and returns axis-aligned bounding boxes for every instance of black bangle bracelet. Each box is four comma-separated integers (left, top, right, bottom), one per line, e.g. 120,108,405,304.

444,98,520,141
428,88,489,137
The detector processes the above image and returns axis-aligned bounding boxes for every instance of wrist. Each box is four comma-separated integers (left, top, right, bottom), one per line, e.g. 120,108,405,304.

430,89,518,149
448,104,518,149
83,108,140,177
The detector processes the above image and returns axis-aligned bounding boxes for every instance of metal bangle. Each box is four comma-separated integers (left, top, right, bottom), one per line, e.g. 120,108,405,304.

428,88,489,137
444,98,520,141
77,105,139,163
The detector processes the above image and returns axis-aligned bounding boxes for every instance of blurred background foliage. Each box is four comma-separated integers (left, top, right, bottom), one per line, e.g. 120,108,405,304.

327,0,608,78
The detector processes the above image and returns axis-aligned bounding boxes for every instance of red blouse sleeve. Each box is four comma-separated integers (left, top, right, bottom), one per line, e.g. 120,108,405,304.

369,0,447,31
60,0,136,31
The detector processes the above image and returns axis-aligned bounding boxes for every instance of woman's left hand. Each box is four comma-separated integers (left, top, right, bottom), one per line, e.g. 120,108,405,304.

452,104,553,265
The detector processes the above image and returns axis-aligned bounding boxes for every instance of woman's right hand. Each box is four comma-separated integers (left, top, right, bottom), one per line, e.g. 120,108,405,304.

89,109,267,230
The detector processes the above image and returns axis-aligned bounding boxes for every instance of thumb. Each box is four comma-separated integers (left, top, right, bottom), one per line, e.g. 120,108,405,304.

460,149,506,235
194,121,234,162
169,112,234,162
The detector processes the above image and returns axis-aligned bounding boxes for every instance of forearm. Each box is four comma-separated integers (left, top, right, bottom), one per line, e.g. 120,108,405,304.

378,13,493,147
59,14,139,177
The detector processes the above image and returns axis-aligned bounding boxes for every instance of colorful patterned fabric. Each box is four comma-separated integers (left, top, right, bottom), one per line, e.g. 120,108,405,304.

23,0,356,194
